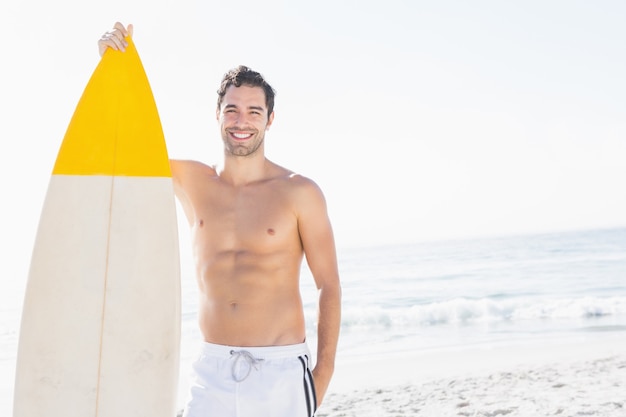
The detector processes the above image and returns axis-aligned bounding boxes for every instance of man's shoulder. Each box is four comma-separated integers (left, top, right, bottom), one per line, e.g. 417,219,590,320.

270,168,325,207
286,173,320,192
171,159,217,176
283,173,328,218
269,163,319,193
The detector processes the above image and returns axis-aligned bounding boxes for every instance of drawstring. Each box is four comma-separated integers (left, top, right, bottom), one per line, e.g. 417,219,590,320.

230,350,264,382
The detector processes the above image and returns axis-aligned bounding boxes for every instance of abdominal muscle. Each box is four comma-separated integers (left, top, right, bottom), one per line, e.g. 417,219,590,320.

195,249,307,347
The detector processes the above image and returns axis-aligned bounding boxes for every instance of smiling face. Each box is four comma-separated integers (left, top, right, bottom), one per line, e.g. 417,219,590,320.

217,85,274,157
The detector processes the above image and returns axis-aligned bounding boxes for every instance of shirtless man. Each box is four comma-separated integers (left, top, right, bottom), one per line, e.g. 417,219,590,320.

99,22,341,417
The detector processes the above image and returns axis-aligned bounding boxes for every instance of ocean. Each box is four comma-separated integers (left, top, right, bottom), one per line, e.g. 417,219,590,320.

2,227,626,411
311,227,626,360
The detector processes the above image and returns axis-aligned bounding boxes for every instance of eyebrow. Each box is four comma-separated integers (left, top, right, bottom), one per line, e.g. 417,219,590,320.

223,104,265,112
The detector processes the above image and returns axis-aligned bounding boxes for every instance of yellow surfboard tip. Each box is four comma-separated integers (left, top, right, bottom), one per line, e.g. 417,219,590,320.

53,38,171,177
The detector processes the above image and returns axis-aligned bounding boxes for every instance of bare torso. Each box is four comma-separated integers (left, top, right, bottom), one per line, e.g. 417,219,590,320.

172,159,308,346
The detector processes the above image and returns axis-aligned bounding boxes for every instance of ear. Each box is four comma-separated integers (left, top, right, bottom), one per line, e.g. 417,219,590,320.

215,107,220,121
266,111,275,130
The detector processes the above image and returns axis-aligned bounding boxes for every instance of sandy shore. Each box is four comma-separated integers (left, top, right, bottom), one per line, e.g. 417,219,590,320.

316,336,626,417
7,334,624,417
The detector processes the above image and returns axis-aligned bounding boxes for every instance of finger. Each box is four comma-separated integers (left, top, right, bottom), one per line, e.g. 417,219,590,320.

98,33,127,56
108,28,129,47
127,23,134,38
103,32,127,49
113,21,129,38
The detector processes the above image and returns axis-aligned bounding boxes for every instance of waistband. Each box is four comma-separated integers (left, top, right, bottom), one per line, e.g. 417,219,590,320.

199,341,311,360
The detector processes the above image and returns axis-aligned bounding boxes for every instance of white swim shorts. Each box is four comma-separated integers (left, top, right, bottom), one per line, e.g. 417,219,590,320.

182,342,317,417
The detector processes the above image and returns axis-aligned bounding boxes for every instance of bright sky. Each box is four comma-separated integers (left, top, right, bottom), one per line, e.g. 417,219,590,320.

2,0,626,275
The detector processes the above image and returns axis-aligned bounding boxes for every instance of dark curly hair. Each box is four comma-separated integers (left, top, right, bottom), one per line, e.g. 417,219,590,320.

217,65,276,120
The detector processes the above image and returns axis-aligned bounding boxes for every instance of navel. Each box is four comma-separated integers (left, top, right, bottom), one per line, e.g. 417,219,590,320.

198,219,204,227
267,228,275,236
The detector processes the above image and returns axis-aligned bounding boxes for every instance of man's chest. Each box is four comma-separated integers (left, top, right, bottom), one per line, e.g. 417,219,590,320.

191,186,299,251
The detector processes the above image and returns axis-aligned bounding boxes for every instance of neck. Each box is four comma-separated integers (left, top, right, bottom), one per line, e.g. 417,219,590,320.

218,150,269,186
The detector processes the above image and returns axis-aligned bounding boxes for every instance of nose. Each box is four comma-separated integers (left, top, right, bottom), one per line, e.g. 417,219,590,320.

234,112,250,127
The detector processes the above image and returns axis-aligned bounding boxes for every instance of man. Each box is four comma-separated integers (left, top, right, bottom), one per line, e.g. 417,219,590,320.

99,22,341,417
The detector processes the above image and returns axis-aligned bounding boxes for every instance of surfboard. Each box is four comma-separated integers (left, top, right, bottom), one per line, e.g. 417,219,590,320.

13,39,181,417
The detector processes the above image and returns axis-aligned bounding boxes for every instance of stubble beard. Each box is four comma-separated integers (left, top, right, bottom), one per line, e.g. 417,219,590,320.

223,130,265,157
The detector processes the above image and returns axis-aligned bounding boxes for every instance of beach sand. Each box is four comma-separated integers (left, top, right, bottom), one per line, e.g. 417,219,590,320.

316,335,626,417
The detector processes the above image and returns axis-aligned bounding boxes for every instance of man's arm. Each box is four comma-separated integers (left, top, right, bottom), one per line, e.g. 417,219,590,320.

296,178,342,407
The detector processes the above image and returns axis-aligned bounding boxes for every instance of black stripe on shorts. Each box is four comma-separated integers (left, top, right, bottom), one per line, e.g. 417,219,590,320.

298,355,317,417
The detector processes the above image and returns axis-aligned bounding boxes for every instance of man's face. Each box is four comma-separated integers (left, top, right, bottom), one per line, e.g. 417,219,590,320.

217,85,274,157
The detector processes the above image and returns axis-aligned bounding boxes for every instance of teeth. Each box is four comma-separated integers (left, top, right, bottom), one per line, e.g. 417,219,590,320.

233,133,252,139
